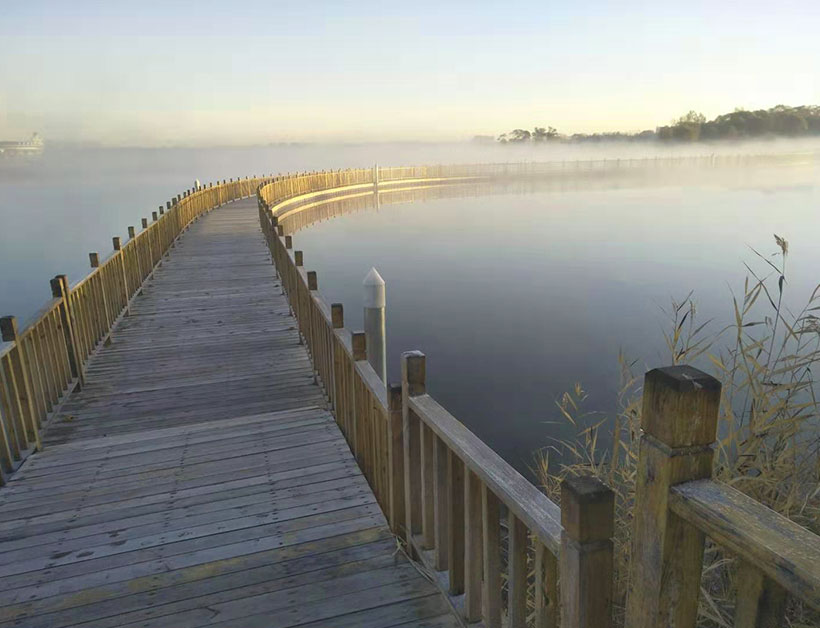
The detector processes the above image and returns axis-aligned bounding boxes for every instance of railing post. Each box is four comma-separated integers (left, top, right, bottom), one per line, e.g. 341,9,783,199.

363,267,386,383
351,331,366,456
50,275,83,388
401,350,425,557
0,317,42,450
560,475,614,628
141,218,155,270
89,252,112,337
112,237,130,315
330,303,344,418
625,365,721,628
387,383,406,541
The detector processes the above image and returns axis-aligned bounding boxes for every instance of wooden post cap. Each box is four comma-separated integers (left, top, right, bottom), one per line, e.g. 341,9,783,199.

172,197,178,205
642,366,721,448
50,277,62,297
159,206,164,215
307,271,318,291
89,252,100,267
277,225,284,236
352,332,366,361
0,316,19,342
112,237,122,251
271,214,278,226
561,476,615,542
128,226,136,238
285,235,292,249
331,303,344,328
152,211,158,221
401,351,426,396
166,201,171,210
388,383,402,411
294,251,303,266
141,218,148,228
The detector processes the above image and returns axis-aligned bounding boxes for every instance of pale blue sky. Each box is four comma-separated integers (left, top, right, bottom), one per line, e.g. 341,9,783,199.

1,0,817,145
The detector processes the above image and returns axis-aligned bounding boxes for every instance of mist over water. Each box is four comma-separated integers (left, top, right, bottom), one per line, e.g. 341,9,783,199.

1,142,818,477
287,160,820,476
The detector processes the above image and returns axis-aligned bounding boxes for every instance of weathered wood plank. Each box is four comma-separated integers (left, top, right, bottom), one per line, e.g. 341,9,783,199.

669,479,820,610
0,197,455,628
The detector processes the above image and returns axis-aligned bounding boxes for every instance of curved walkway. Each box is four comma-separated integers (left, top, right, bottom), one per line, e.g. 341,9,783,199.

0,198,455,628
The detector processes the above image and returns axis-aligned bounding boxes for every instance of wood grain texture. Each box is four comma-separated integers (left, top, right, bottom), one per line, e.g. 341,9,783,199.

0,197,454,628
670,479,819,611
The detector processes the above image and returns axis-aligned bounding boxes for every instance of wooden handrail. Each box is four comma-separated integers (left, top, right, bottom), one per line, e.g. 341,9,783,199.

2,156,815,626
409,392,562,554
0,175,276,482
670,479,820,610
256,158,820,628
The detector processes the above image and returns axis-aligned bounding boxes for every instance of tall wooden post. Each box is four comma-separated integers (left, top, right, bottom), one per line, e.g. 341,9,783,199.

387,383,405,541
89,252,112,334
141,218,156,269
401,351,425,557
625,366,721,628
50,275,83,388
560,475,615,628
113,237,130,315
0,317,42,450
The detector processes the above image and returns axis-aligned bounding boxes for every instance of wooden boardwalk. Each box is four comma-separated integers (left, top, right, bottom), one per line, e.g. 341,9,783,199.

0,199,456,628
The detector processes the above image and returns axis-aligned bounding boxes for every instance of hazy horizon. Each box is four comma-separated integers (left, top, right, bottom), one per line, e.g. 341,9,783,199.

2,1,818,146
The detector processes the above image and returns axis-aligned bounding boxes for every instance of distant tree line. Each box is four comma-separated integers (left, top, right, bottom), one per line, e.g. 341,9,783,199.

657,105,820,141
483,105,820,144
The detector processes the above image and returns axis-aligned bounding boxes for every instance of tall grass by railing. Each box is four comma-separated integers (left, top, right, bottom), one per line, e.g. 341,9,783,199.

540,236,820,627
2,156,816,627
257,161,820,628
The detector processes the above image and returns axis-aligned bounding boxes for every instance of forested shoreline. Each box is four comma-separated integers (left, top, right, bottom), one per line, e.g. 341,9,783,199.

485,104,820,144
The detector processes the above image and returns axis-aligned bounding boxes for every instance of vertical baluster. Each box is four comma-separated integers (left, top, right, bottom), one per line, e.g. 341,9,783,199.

464,470,484,621
734,561,787,628
433,435,449,570
448,450,465,595
482,487,502,627
508,513,529,627
535,542,558,628
0,317,41,450
421,421,435,548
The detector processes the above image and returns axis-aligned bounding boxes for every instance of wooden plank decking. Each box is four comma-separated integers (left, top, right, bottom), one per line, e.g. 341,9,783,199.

0,198,455,628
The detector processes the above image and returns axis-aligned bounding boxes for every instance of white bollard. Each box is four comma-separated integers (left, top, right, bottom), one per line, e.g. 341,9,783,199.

363,267,386,383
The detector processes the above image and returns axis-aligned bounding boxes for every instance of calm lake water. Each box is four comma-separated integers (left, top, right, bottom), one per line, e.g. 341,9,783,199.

1,144,818,478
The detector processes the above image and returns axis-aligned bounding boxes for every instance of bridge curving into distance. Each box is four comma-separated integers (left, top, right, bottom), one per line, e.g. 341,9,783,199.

0,157,816,628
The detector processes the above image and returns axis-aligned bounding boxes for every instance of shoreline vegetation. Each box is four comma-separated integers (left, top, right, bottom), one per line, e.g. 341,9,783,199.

538,236,820,627
482,104,820,145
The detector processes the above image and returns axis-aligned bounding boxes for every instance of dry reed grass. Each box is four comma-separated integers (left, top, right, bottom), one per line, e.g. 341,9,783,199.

536,235,820,627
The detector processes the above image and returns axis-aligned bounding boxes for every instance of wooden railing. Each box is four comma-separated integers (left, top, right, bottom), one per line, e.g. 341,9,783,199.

0,175,274,482
1,157,816,626
257,161,820,628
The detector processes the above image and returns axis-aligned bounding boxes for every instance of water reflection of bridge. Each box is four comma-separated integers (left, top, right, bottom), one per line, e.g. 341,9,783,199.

1,158,817,628
277,153,807,235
